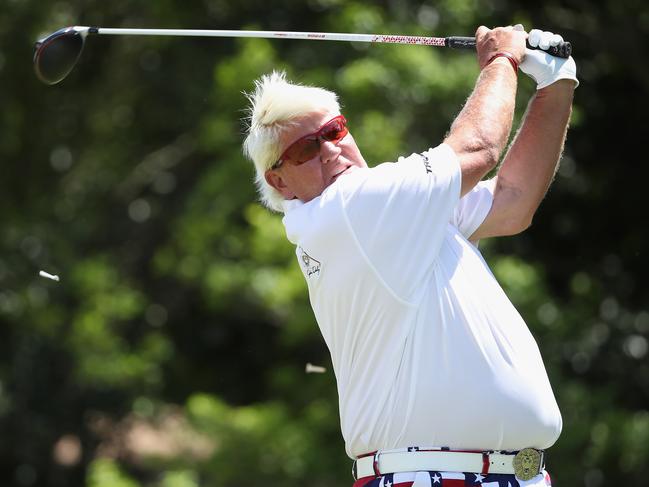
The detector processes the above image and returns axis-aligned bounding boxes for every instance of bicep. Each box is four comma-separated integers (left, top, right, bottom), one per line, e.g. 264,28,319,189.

445,138,498,198
468,175,531,241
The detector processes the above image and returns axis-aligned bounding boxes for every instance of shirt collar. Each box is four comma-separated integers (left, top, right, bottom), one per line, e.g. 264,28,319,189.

282,198,304,213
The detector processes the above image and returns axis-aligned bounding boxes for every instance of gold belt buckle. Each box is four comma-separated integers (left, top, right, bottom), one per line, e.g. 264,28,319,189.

513,448,543,481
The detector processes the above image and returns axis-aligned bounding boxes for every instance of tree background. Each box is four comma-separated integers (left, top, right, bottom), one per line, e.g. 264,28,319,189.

1,1,647,486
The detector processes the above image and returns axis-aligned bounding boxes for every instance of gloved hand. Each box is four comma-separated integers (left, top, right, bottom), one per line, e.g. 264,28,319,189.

519,29,579,90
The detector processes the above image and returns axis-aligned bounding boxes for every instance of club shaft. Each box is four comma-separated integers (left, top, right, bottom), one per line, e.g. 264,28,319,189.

92,27,570,57
93,27,450,47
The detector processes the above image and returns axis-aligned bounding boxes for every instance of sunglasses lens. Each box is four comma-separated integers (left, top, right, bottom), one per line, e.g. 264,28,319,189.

290,138,320,165
278,116,348,166
321,120,348,142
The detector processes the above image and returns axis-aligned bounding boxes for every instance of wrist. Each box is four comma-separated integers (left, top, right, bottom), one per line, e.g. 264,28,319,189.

536,79,577,102
486,52,519,73
537,77,579,93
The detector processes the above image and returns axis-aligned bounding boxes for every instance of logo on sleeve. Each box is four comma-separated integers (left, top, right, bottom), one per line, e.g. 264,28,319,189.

298,247,321,279
420,152,433,174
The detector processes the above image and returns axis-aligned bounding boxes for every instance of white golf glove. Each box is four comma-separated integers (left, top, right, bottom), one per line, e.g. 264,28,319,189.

519,29,579,90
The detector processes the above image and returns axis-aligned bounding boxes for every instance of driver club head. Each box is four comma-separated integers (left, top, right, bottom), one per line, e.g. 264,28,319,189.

34,26,90,85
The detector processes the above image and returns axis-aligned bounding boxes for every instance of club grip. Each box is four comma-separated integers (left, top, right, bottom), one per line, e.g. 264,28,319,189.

446,36,572,58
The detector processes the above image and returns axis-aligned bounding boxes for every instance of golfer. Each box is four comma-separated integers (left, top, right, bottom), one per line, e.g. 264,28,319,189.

243,24,577,487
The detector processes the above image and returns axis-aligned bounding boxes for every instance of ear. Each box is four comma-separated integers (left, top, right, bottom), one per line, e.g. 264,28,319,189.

265,168,296,199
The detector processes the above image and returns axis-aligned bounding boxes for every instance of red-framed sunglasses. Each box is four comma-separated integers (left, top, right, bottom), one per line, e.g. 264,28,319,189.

273,115,348,169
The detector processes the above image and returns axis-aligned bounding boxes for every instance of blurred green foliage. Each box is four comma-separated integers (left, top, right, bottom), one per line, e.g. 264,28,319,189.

1,1,648,486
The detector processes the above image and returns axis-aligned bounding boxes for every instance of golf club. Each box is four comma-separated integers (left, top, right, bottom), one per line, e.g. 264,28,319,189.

34,26,572,85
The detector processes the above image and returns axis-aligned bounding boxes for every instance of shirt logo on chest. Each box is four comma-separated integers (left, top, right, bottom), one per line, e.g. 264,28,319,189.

298,247,321,279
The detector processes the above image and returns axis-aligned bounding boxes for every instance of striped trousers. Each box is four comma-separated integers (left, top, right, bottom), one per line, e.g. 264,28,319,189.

353,470,552,487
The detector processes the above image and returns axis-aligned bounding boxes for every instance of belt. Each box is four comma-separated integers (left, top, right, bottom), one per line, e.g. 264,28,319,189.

352,448,545,482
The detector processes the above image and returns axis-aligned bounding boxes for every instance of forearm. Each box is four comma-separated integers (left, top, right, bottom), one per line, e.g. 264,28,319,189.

492,79,575,229
444,58,518,196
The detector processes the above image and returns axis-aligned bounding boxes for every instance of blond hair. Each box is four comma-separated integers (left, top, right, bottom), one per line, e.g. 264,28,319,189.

242,71,340,212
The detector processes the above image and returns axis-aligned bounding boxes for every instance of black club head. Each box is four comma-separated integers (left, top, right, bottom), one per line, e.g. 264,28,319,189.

34,26,89,85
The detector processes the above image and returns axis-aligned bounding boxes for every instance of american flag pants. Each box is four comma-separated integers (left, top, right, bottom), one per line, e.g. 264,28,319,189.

353,469,552,487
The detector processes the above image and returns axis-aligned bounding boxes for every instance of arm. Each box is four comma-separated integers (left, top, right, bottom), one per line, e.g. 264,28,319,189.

444,26,526,197
469,29,579,240
470,80,575,240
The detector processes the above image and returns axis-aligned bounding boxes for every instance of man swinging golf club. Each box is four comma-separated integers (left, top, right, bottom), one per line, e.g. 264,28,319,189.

243,24,577,487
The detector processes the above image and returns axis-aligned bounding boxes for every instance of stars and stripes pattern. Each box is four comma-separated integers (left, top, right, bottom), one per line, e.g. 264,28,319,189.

353,470,553,487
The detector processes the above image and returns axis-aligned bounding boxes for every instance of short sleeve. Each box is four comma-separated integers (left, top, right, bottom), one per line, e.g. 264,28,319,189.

451,179,495,239
340,143,461,302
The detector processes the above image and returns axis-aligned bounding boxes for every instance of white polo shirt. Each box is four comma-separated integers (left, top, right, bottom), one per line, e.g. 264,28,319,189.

282,143,562,459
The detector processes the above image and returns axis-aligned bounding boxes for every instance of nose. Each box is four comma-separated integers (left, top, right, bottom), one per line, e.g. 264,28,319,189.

319,139,342,164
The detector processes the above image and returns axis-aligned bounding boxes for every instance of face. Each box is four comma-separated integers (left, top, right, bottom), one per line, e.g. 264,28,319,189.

264,110,367,204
